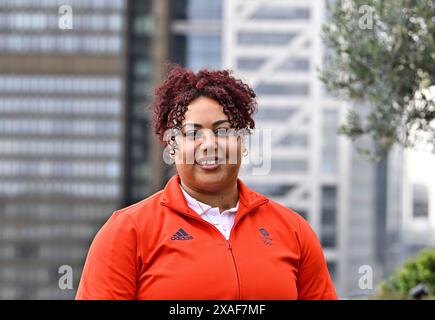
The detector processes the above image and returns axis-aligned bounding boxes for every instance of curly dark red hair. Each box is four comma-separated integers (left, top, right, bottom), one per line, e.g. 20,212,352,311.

151,64,257,142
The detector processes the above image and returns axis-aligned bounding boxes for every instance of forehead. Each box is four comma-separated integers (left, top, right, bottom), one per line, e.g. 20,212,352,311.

183,96,228,124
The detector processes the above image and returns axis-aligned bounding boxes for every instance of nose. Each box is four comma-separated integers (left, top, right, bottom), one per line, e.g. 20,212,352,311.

199,129,217,154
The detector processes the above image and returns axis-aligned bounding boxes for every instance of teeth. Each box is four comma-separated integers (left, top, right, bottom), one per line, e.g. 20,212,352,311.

198,159,218,165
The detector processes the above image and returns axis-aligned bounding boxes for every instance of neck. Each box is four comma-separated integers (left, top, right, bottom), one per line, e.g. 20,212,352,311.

180,180,239,214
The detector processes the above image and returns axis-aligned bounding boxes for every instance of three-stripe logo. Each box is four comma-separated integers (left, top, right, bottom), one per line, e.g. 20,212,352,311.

171,228,193,240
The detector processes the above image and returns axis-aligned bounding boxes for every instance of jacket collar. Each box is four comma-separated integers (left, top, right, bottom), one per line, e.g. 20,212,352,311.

160,175,268,220
179,183,239,216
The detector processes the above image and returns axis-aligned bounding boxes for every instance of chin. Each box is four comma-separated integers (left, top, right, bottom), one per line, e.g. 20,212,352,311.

193,167,232,191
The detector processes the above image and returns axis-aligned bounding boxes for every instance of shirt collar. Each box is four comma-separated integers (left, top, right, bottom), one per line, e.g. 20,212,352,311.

160,175,268,219
179,183,239,216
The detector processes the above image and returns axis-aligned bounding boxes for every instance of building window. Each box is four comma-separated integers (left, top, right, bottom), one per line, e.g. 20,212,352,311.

237,32,296,46
187,35,221,71
255,83,309,96
412,184,429,218
321,185,337,248
293,209,308,220
326,261,336,282
252,6,310,20
247,184,294,197
281,58,310,71
188,0,222,20
322,109,338,174
237,58,264,70
255,108,296,121
271,159,308,172
278,134,308,148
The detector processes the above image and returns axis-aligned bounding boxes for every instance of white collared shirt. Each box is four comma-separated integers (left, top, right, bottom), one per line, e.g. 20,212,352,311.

179,184,238,240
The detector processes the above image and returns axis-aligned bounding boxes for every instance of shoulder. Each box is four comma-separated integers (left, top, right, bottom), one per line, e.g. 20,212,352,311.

112,189,165,224
255,195,319,248
91,189,165,244
260,197,307,231
91,189,165,250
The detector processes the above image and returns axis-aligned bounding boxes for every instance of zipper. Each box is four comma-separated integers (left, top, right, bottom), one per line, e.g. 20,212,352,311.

225,200,267,300
227,240,241,299
160,199,268,300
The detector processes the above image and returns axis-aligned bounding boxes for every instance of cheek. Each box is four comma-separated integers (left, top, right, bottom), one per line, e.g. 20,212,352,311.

226,137,241,156
174,139,197,164
174,143,196,176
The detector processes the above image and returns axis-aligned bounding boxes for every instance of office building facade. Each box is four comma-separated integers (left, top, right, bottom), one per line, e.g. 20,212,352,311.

0,0,160,299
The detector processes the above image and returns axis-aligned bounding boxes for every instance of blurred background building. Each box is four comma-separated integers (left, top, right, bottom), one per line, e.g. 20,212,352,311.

0,0,158,299
0,0,432,299
220,0,405,298
402,149,435,260
0,0,130,299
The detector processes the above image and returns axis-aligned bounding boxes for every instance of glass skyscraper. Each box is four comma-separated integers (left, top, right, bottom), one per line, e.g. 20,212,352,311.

222,0,404,298
0,0,159,299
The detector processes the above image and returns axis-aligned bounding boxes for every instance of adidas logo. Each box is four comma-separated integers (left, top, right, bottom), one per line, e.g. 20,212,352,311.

171,228,193,240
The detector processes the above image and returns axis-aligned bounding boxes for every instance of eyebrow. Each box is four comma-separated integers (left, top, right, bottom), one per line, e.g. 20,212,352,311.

181,120,230,129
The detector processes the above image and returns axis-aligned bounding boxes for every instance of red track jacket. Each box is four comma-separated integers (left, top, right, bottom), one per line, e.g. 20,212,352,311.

76,175,337,300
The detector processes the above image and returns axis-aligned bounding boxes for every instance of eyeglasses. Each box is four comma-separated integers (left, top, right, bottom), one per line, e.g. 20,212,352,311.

181,127,239,140
165,127,247,145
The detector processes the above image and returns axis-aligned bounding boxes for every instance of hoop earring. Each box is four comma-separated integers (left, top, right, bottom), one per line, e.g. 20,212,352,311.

169,147,176,157
168,138,178,158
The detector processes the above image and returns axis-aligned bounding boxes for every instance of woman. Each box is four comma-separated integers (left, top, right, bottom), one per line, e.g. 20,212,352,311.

76,65,337,300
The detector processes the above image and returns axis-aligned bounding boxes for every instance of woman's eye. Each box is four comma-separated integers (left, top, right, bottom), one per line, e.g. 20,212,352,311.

216,128,230,137
184,130,203,139
184,130,197,138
